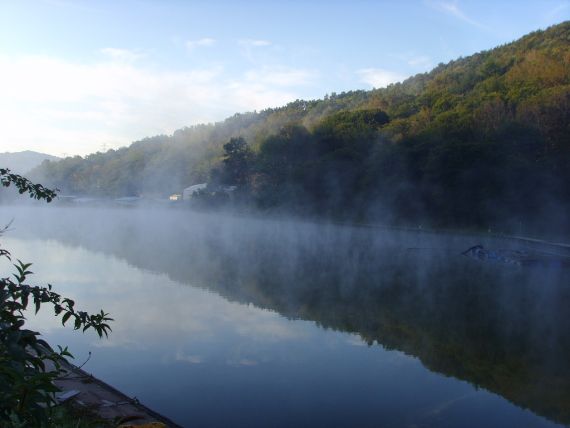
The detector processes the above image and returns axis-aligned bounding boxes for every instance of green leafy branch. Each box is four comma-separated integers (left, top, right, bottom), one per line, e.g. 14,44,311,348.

0,168,112,425
0,168,58,202
7,259,113,338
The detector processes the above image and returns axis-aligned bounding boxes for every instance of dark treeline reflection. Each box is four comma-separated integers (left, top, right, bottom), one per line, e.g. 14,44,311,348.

9,206,570,425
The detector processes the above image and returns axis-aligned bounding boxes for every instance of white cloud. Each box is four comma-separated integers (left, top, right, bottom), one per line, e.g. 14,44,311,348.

100,48,144,63
237,39,273,63
357,68,407,88
390,52,433,72
186,38,216,51
175,351,203,364
407,55,433,70
222,67,318,113
429,1,489,31
345,334,367,347
238,39,271,47
227,358,259,366
0,54,315,156
243,66,317,87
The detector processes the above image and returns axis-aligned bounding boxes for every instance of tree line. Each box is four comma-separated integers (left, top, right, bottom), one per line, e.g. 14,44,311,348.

32,21,570,235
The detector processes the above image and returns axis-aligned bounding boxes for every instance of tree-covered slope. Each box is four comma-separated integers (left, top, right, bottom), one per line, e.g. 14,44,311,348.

33,21,570,234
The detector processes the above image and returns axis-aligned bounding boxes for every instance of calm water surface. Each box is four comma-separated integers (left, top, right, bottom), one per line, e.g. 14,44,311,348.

2,206,568,428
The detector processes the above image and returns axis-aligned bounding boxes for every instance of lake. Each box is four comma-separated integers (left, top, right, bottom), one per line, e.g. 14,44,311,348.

2,205,569,428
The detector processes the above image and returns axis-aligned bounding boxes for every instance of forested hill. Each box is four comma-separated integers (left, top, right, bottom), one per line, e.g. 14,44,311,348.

33,21,570,234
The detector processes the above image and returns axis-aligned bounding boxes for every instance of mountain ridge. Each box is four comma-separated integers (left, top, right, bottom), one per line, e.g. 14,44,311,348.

0,150,60,175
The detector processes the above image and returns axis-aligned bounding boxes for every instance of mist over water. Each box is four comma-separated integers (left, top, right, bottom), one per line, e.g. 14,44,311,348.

2,205,569,427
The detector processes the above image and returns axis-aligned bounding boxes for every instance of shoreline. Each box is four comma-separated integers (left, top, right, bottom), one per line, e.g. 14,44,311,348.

55,356,183,428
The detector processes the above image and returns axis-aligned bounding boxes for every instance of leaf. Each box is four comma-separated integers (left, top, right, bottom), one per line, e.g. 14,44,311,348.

61,311,72,326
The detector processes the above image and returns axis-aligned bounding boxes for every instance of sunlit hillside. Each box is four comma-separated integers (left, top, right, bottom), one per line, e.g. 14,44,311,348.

34,21,570,234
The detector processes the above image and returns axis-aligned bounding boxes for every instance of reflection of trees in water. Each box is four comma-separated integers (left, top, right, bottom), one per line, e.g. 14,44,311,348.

14,207,570,425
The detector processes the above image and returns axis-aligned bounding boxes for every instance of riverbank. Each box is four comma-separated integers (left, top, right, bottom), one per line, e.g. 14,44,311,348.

54,357,182,427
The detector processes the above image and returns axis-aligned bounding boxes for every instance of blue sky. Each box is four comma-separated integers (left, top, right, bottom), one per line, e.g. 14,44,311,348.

1,0,569,156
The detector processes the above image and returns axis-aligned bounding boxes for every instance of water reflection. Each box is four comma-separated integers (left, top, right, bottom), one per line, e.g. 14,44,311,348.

2,206,569,427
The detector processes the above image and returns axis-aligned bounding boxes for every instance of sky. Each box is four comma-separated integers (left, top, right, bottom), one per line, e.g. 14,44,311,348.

0,0,569,157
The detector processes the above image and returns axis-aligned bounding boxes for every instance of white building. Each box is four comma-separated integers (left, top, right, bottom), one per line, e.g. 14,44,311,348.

182,183,207,200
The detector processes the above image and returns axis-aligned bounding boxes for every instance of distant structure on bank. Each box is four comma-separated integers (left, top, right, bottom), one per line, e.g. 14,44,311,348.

182,183,208,200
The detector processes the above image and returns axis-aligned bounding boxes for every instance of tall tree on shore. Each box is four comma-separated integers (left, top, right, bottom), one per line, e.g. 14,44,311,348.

222,137,254,187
